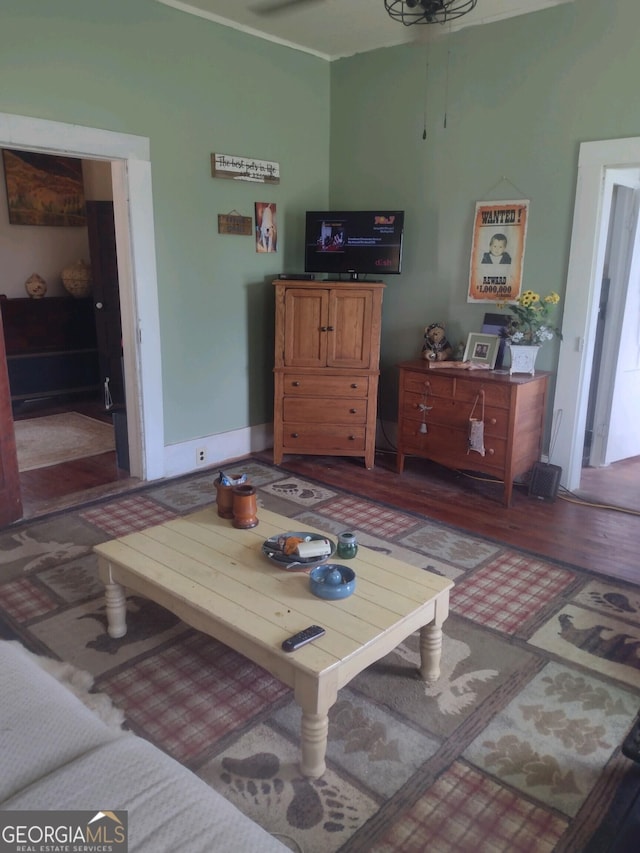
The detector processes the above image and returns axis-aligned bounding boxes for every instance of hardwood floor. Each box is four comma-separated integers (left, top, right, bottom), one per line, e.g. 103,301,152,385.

13,396,138,519
9,398,639,587
254,449,640,585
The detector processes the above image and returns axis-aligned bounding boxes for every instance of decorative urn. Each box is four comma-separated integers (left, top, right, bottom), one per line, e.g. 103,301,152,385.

24,273,47,299
61,259,92,298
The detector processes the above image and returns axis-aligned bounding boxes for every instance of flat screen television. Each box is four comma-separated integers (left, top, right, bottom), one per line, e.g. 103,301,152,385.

304,210,404,279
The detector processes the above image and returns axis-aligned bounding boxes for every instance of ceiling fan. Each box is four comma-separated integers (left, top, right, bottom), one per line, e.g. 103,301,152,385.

252,1,478,25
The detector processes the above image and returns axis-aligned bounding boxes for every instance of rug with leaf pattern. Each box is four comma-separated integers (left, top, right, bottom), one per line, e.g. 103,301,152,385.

1,459,639,852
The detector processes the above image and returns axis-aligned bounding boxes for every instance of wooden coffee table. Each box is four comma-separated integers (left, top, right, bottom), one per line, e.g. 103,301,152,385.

94,507,453,778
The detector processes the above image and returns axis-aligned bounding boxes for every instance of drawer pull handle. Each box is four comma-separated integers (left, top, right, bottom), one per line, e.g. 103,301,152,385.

292,432,299,439
350,408,357,414
348,435,356,441
327,325,334,331
292,381,301,387
489,417,497,425
351,383,358,389
320,326,327,332
488,448,495,455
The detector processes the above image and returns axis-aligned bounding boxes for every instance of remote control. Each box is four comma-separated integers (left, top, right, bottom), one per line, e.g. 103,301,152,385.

281,625,326,652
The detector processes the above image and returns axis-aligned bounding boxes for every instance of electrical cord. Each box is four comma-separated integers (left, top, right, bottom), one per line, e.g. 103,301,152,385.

375,438,640,517
556,487,640,516
375,406,638,516
451,470,640,516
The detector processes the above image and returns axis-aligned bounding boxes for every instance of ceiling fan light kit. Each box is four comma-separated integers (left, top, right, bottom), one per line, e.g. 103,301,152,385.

384,0,478,26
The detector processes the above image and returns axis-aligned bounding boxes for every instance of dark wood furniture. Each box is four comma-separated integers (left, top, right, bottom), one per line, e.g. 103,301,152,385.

396,360,549,506
0,296,100,407
273,279,385,469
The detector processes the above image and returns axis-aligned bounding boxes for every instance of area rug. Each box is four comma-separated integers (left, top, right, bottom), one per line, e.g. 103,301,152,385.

1,459,639,852
14,412,115,472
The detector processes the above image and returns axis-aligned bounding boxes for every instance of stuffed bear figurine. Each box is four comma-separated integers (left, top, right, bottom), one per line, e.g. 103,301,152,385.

421,322,454,362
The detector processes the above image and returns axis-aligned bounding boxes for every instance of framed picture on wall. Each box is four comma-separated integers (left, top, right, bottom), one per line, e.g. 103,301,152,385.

467,199,529,304
255,202,277,253
2,149,86,226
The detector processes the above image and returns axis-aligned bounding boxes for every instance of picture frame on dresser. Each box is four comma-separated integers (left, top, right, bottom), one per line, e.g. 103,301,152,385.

463,332,501,369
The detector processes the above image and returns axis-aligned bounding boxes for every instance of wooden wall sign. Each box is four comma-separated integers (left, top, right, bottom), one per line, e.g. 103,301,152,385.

217,212,252,236
211,153,280,184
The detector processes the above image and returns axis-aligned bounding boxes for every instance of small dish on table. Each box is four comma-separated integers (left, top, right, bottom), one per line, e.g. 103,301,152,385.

262,531,336,572
309,564,356,599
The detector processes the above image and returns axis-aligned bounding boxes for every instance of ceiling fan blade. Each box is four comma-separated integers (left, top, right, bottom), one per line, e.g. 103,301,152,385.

251,0,326,16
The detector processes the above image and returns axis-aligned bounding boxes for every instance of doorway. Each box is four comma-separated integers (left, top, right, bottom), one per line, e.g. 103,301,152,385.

5,161,130,515
554,137,640,512
0,111,165,522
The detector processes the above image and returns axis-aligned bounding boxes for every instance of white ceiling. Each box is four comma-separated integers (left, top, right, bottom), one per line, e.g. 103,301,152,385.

155,0,574,60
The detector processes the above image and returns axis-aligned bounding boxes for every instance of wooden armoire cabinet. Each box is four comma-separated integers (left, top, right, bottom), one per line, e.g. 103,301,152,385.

273,279,385,469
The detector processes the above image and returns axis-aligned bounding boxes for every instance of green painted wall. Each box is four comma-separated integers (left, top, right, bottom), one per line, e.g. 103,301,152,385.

3,0,639,452
330,0,640,420
0,0,330,445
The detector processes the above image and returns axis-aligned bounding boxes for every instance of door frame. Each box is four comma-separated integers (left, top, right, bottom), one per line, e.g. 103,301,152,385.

0,112,164,481
554,136,640,490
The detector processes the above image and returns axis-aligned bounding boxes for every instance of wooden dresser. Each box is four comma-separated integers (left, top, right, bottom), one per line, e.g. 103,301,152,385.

397,360,549,505
0,296,100,408
273,279,385,469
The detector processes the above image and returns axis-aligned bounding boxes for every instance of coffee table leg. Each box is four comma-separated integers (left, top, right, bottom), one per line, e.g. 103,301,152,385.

300,711,329,779
419,622,442,683
295,674,337,779
105,581,128,639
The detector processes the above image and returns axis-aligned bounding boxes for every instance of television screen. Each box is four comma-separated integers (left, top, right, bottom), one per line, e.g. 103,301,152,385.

304,210,404,279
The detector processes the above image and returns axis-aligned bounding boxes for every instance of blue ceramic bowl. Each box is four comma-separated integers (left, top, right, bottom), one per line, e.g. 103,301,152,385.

309,564,356,600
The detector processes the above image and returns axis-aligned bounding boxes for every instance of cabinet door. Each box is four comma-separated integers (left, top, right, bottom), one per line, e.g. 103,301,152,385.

283,288,329,368
327,288,375,369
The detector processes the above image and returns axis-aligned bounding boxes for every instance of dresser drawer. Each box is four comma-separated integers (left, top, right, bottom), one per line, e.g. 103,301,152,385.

283,397,367,424
399,420,507,468
402,371,451,396
281,423,366,453
401,390,509,436
282,374,369,397
453,378,511,408
401,370,511,408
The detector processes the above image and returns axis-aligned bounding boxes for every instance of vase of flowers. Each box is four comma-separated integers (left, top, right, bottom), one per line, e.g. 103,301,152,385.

498,290,562,375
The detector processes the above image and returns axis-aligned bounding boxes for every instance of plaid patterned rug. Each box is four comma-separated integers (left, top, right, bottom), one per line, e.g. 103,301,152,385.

1,459,639,852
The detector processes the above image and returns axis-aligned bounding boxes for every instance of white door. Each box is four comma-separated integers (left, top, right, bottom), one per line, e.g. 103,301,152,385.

596,186,640,464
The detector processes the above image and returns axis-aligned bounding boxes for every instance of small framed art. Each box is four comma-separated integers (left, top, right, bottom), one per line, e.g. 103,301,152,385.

463,333,501,369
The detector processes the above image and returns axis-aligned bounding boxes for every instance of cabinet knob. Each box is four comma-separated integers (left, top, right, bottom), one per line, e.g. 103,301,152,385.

487,448,495,455
320,326,328,331
291,433,299,439
327,325,334,331
351,383,358,389
95,302,104,310
348,435,356,441
349,408,357,414
489,418,497,425
292,380,301,387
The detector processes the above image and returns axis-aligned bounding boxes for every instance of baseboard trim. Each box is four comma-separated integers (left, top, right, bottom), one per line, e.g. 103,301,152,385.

163,422,273,479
